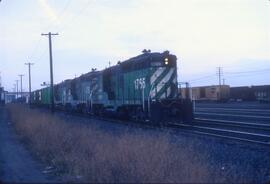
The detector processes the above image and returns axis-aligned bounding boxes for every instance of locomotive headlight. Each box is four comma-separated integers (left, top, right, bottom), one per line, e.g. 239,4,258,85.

164,58,169,65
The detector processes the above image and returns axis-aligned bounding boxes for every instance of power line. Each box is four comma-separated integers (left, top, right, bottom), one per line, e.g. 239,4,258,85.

55,0,93,33
29,38,43,59
190,78,217,84
51,0,73,32
225,68,270,75
29,0,72,60
30,0,93,63
226,71,270,78
189,67,270,82
188,74,216,82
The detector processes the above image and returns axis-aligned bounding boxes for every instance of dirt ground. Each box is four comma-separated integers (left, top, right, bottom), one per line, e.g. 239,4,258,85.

0,106,59,183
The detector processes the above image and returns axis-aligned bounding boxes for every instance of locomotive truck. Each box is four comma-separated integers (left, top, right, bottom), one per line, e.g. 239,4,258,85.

31,50,193,124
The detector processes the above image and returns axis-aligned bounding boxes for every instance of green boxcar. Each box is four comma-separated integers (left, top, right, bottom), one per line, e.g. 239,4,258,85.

41,87,51,105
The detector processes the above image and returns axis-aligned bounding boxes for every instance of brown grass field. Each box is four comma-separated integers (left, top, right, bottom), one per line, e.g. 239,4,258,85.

7,104,212,182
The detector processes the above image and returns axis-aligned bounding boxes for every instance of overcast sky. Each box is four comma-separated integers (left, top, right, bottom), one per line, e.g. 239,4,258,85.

0,0,269,91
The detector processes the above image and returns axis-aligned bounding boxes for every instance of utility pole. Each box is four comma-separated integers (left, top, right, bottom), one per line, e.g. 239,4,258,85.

13,84,16,92
25,62,34,105
18,74,24,98
216,67,223,101
41,32,58,113
223,78,225,85
15,80,19,99
13,84,16,100
185,82,190,99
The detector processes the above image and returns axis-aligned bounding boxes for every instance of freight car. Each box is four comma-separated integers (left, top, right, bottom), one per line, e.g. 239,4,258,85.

31,51,193,124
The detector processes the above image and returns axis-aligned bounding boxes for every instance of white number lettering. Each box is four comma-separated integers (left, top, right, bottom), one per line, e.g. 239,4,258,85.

134,78,145,90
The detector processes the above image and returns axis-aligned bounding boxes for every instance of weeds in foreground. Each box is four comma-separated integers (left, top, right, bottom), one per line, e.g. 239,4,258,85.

7,104,210,182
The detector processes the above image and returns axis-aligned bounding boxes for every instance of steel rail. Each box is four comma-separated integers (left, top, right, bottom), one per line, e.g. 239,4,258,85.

194,118,270,130
168,119,270,146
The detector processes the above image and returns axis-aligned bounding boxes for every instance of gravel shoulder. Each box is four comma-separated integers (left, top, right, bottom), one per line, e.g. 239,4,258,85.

0,106,59,183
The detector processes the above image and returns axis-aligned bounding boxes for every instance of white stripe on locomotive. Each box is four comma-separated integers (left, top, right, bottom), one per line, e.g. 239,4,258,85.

150,68,174,98
159,87,171,99
150,67,166,85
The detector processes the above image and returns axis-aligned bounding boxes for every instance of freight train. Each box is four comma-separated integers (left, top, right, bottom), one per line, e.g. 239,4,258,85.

31,50,193,124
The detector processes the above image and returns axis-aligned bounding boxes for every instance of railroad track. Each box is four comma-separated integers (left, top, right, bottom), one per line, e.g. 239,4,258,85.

33,106,270,147
169,118,270,146
66,111,270,146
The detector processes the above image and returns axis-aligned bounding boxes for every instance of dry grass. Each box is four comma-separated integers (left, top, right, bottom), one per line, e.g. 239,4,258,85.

7,104,210,183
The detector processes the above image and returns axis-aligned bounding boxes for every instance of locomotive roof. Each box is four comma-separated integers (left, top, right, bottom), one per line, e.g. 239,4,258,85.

79,70,100,79
54,70,101,87
122,51,176,65
103,51,176,72
49,51,176,88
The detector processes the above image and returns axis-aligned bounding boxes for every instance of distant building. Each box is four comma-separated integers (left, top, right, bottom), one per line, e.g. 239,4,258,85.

5,93,16,103
181,85,230,101
4,92,29,103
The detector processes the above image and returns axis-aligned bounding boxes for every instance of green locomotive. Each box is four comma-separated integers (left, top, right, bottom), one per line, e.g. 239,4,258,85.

31,50,193,123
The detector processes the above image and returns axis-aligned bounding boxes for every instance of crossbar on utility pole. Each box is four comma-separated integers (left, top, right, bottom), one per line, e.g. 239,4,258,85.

41,32,58,113
25,62,34,105
18,74,24,98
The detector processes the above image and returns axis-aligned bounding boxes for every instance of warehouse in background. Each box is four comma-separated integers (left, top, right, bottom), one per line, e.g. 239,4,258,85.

181,85,230,102
5,93,16,103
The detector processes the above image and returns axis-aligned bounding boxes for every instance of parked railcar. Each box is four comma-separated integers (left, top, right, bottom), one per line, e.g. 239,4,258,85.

31,89,42,105
32,51,193,123
41,87,51,107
